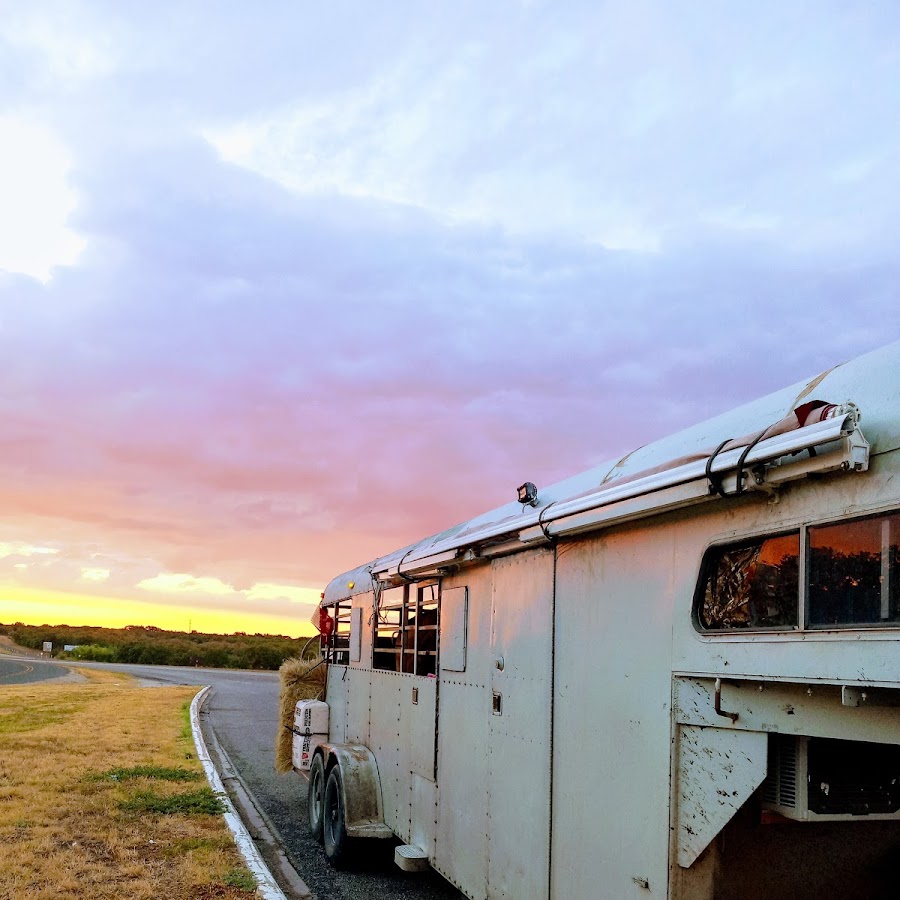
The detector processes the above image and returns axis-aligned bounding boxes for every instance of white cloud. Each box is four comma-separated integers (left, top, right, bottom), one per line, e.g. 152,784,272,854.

135,573,321,607
0,116,85,281
0,5,118,86
81,567,110,582
201,69,432,210
200,3,900,258
136,573,237,596
0,542,60,559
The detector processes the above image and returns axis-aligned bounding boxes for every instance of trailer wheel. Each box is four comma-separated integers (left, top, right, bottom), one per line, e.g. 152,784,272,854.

307,754,326,842
323,766,353,867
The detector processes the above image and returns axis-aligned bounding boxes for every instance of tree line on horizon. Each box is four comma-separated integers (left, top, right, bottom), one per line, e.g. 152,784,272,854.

0,622,317,670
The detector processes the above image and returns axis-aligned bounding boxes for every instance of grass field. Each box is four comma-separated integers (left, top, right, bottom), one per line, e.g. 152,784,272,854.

0,668,257,899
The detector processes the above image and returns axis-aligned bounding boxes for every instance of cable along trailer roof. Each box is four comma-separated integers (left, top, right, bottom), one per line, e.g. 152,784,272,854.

322,339,900,605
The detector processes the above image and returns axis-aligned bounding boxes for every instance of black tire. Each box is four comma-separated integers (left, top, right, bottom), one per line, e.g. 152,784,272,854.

307,754,326,842
323,766,354,868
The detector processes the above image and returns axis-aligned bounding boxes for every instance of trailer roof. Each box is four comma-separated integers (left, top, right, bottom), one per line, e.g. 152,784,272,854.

323,339,900,604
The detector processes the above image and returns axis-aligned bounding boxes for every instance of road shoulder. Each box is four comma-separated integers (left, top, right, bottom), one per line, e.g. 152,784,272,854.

192,685,313,900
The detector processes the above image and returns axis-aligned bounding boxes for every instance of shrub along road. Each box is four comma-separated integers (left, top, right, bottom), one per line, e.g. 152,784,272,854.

34,659,463,900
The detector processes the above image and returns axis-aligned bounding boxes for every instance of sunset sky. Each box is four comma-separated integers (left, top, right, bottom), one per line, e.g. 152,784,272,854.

2,2,900,637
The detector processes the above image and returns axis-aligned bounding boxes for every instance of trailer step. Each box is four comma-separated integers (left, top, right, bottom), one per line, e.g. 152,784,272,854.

394,844,430,873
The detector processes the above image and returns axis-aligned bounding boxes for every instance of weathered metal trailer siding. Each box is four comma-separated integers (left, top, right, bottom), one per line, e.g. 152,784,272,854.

309,339,900,899
547,446,900,899
336,588,439,846
327,550,556,900
433,562,494,897
421,550,556,899
552,521,680,898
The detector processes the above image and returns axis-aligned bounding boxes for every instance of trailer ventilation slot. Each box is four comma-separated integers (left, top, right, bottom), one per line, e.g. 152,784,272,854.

762,734,798,809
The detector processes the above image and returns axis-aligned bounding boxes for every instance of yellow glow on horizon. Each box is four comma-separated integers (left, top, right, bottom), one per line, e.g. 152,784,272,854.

0,585,316,638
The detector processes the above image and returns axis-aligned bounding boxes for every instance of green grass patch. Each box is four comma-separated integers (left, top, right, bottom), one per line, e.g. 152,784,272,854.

180,701,192,740
0,700,86,734
92,765,202,783
119,787,224,816
179,700,196,761
223,868,257,891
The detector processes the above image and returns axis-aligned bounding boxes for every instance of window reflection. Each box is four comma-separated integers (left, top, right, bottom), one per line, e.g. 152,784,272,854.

699,534,800,629
373,588,404,671
809,515,900,627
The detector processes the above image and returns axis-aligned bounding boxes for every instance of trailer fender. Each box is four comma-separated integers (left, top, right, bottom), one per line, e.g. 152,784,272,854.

321,744,394,839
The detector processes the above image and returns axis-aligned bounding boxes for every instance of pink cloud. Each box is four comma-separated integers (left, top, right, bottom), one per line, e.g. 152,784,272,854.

1,90,899,631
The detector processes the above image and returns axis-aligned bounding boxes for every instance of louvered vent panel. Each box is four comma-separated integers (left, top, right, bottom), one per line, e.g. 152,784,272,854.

763,734,797,808
777,736,797,807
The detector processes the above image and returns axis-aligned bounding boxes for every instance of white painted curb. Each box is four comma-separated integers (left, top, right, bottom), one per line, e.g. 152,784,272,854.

190,686,288,900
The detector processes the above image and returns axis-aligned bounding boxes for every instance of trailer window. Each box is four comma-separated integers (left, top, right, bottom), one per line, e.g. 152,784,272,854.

696,510,900,633
372,584,438,675
697,533,800,630
373,587,405,671
409,585,438,676
325,601,351,665
809,513,900,627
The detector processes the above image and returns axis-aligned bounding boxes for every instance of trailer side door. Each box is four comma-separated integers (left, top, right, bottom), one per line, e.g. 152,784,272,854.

435,548,554,899
487,548,555,900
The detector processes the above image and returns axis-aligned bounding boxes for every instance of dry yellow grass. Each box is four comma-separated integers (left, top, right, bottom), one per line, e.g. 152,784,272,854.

0,669,256,899
275,657,326,774
75,666,135,685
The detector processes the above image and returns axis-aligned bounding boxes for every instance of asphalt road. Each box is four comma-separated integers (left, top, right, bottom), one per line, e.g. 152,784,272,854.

0,655,75,684
22,659,464,900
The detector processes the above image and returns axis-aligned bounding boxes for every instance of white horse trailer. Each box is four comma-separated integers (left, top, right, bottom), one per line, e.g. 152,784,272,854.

300,339,900,899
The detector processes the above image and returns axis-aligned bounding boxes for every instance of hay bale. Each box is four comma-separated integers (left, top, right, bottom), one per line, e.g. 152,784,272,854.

275,656,327,774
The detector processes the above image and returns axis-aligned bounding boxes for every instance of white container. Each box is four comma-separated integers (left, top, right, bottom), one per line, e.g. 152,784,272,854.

292,732,327,771
293,699,329,736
